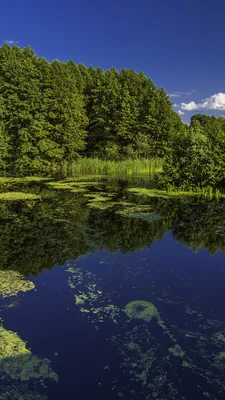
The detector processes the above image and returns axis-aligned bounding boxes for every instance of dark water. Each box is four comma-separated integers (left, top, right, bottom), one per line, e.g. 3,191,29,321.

1,178,225,399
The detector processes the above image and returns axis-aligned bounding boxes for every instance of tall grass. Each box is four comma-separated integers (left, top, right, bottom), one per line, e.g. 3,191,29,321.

60,157,163,178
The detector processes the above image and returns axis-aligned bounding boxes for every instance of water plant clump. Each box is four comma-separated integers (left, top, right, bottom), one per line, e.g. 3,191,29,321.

0,325,58,382
0,385,48,400
67,266,120,327
0,192,40,201
168,344,185,358
124,300,160,323
46,180,102,191
0,271,35,298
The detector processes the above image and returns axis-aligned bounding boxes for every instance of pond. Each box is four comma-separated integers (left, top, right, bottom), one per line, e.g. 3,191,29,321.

1,177,225,400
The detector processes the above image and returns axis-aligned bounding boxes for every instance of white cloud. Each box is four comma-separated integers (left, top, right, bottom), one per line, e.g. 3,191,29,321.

169,93,181,98
169,90,196,98
178,110,185,115
181,93,225,111
173,103,179,108
5,40,19,45
181,101,198,111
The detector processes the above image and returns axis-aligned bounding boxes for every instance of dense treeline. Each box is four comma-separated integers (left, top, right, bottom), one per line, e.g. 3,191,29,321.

1,44,225,190
0,44,184,174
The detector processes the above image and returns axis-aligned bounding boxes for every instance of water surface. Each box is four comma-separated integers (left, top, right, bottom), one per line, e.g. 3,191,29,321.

1,178,225,400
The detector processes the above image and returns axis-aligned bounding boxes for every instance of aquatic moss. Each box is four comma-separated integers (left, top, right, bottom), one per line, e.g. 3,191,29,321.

168,344,185,358
0,192,40,201
124,300,160,323
0,325,58,382
0,271,35,298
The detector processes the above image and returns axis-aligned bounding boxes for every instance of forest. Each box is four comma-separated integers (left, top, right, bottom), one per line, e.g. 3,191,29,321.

0,44,225,190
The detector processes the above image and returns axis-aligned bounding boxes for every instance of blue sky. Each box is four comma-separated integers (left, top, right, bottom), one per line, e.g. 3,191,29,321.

1,0,225,123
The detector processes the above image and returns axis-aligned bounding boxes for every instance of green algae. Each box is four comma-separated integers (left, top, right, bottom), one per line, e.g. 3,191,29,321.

69,188,87,193
0,271,35,298
0,325,58,382
168,344,185,358
46,180,101,191
84,191,116,210
217,351,225,359
0,386,48,400
0,192,40,201
124,300,160,323
214,332,225,343
182,360,191,368
67,266,120,327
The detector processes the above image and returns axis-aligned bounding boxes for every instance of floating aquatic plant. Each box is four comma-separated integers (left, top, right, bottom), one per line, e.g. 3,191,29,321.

0,192,40,201
0,325,58,382
46,180,101,190
124,300,160,323
67,266,120,327
0,385,48,400
168,344,185,358
0,271,35,298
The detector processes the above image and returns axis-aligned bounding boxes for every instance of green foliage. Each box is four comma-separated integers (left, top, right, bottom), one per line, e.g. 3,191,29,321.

163,115,225,190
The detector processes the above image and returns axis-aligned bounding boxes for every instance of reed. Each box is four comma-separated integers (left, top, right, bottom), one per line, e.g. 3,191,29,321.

62,157,163,178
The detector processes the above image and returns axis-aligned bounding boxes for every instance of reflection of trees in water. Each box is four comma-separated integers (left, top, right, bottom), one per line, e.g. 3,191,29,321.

0,190,168,276
1,184,225,277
